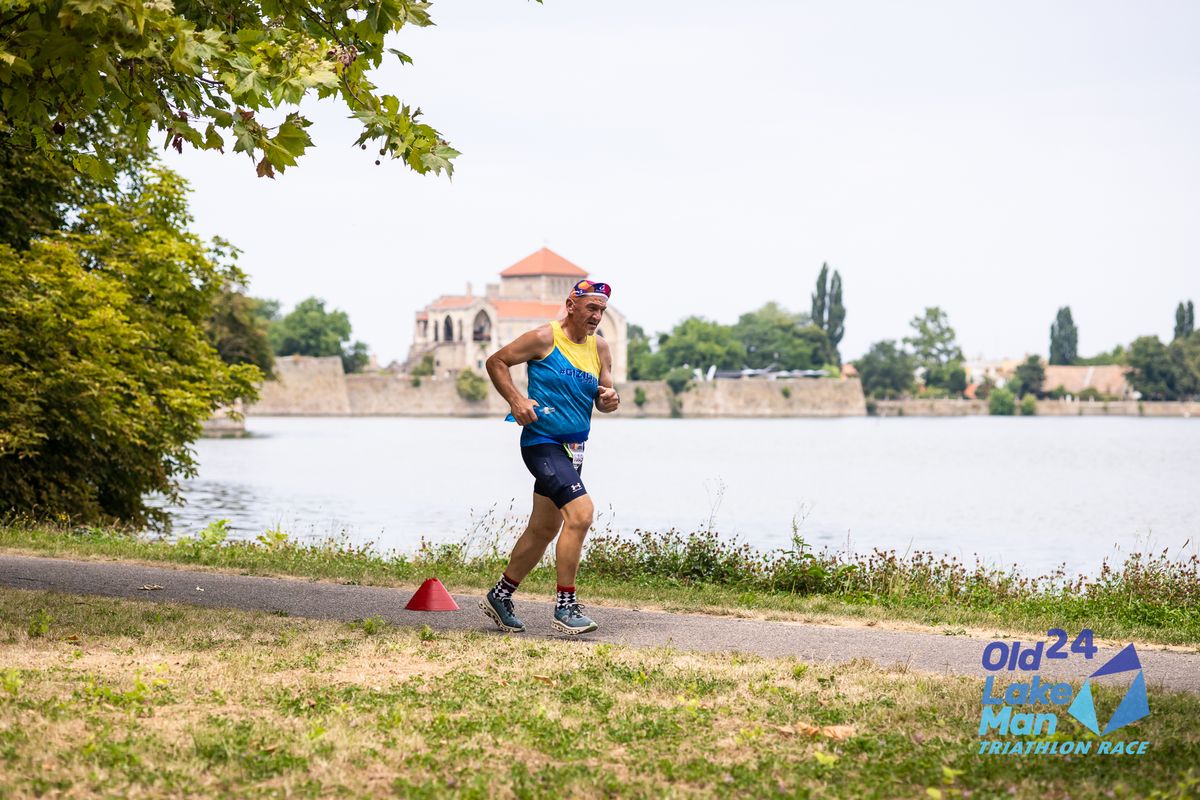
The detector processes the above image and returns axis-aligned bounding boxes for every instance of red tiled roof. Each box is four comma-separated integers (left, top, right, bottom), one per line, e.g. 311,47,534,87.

428,295,477,310
415,312,428,321
492,300,564,320
1042,365,1131,397
499,248,588,278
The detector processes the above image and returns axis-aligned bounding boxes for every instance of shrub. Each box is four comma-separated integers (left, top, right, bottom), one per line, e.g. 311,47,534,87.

1078,387,1113,402
780,386,792,399
988,387,1015,415
1020,394,1037,415
411,353,434,377
0,168,259,527
633,387,646,408
664,367,693,395
455,368,489,402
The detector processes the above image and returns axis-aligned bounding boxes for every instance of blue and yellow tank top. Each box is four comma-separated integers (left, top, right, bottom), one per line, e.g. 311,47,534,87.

507,320,601,446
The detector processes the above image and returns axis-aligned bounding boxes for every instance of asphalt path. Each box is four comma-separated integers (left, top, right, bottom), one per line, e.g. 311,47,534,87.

2,553,1197,693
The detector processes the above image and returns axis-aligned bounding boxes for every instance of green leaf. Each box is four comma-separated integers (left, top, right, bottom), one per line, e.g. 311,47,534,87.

267,115,313,168
71,154,114,181
0,51,33,76
386,48,413,65
203,124,224,150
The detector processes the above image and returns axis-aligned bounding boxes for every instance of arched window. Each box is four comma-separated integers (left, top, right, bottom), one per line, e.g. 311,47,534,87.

443,315,453,342
472,310,493,342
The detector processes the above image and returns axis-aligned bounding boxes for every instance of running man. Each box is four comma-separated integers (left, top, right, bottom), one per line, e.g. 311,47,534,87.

480,279,620,635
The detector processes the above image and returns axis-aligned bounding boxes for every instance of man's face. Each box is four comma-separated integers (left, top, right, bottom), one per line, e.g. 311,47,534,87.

567,295,607,333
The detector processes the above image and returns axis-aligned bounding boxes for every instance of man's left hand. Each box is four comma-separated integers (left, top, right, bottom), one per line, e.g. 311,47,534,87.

597,386,620,413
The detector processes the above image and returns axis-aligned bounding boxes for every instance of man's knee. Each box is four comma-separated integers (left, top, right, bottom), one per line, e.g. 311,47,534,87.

527,519,561,543
561,495,594,531
523,498,562,541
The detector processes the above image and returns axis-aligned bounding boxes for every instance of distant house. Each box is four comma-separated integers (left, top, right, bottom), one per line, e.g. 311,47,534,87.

1042,365,1132,399
404,248,628,381
964,358,1022,388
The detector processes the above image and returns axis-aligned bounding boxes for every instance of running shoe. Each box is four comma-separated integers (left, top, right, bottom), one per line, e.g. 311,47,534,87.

480,589,525,633
552,603,598,635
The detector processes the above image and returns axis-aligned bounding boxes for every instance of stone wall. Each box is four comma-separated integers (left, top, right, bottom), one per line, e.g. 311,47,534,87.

622,379,866,418
1035,400,1200,417
872,399,988,417
346,373,512,417
251,356,350,415
247,356,867,417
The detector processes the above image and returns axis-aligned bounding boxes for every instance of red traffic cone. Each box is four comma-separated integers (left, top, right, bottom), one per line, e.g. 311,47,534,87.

405,578,459,611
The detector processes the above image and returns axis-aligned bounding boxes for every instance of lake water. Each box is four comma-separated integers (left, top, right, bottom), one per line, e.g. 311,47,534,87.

165,416,1200,576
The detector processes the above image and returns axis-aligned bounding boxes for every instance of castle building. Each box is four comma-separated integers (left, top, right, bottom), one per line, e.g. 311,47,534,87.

405,248,628,381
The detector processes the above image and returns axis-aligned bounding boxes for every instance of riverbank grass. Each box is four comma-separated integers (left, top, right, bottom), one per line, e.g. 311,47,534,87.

1,587,1198,798
1,521,1197,647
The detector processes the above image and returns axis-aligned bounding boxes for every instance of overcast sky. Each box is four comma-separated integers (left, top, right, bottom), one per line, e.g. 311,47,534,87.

169,0,1200,366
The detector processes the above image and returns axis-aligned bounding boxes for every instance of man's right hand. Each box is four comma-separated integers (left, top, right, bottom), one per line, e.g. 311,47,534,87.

510,397,539,426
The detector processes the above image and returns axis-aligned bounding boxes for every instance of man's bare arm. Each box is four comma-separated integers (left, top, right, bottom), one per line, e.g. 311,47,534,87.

595,336,620,413
485,326,554,425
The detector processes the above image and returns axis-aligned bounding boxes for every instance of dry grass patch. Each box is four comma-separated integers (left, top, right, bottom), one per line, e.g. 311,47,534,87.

0,587,1197,799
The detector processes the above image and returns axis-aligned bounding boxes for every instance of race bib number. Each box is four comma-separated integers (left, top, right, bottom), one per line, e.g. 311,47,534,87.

565,442,585,470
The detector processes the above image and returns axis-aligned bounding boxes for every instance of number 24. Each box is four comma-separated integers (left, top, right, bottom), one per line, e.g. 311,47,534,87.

1046,628,1097,659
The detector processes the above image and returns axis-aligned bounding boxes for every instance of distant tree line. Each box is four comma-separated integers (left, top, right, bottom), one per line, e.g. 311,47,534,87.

628,264,846,380
853,300,1200,403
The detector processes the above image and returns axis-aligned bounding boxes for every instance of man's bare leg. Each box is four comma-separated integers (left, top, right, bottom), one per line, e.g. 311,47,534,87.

503,494,563,583
555,493,594,587
481,494,563,632
551,493,598,633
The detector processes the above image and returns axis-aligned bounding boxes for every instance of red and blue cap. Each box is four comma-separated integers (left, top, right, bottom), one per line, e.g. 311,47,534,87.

572,279,611,299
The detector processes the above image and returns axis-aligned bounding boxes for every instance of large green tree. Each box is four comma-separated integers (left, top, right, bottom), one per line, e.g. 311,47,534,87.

1127,336,1177,400
810,264,828,332
1009,355,1046,398
855,340,915,399
657,317,746,372
809,263,845,364
1175,300,1195,341
0,0,458,180
1169,335,1200,399
269,297,370,373
626,323,666,381
0,167,259,526
1049,306,1078,365
903,306,963,391
733,303,828,370
826,271,845,363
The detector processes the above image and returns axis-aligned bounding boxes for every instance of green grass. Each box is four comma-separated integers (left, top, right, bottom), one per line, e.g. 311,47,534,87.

1,519,1197,647
0,587,1197,799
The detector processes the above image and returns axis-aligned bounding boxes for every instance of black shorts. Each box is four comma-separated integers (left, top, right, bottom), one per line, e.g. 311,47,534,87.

521,442,587,508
